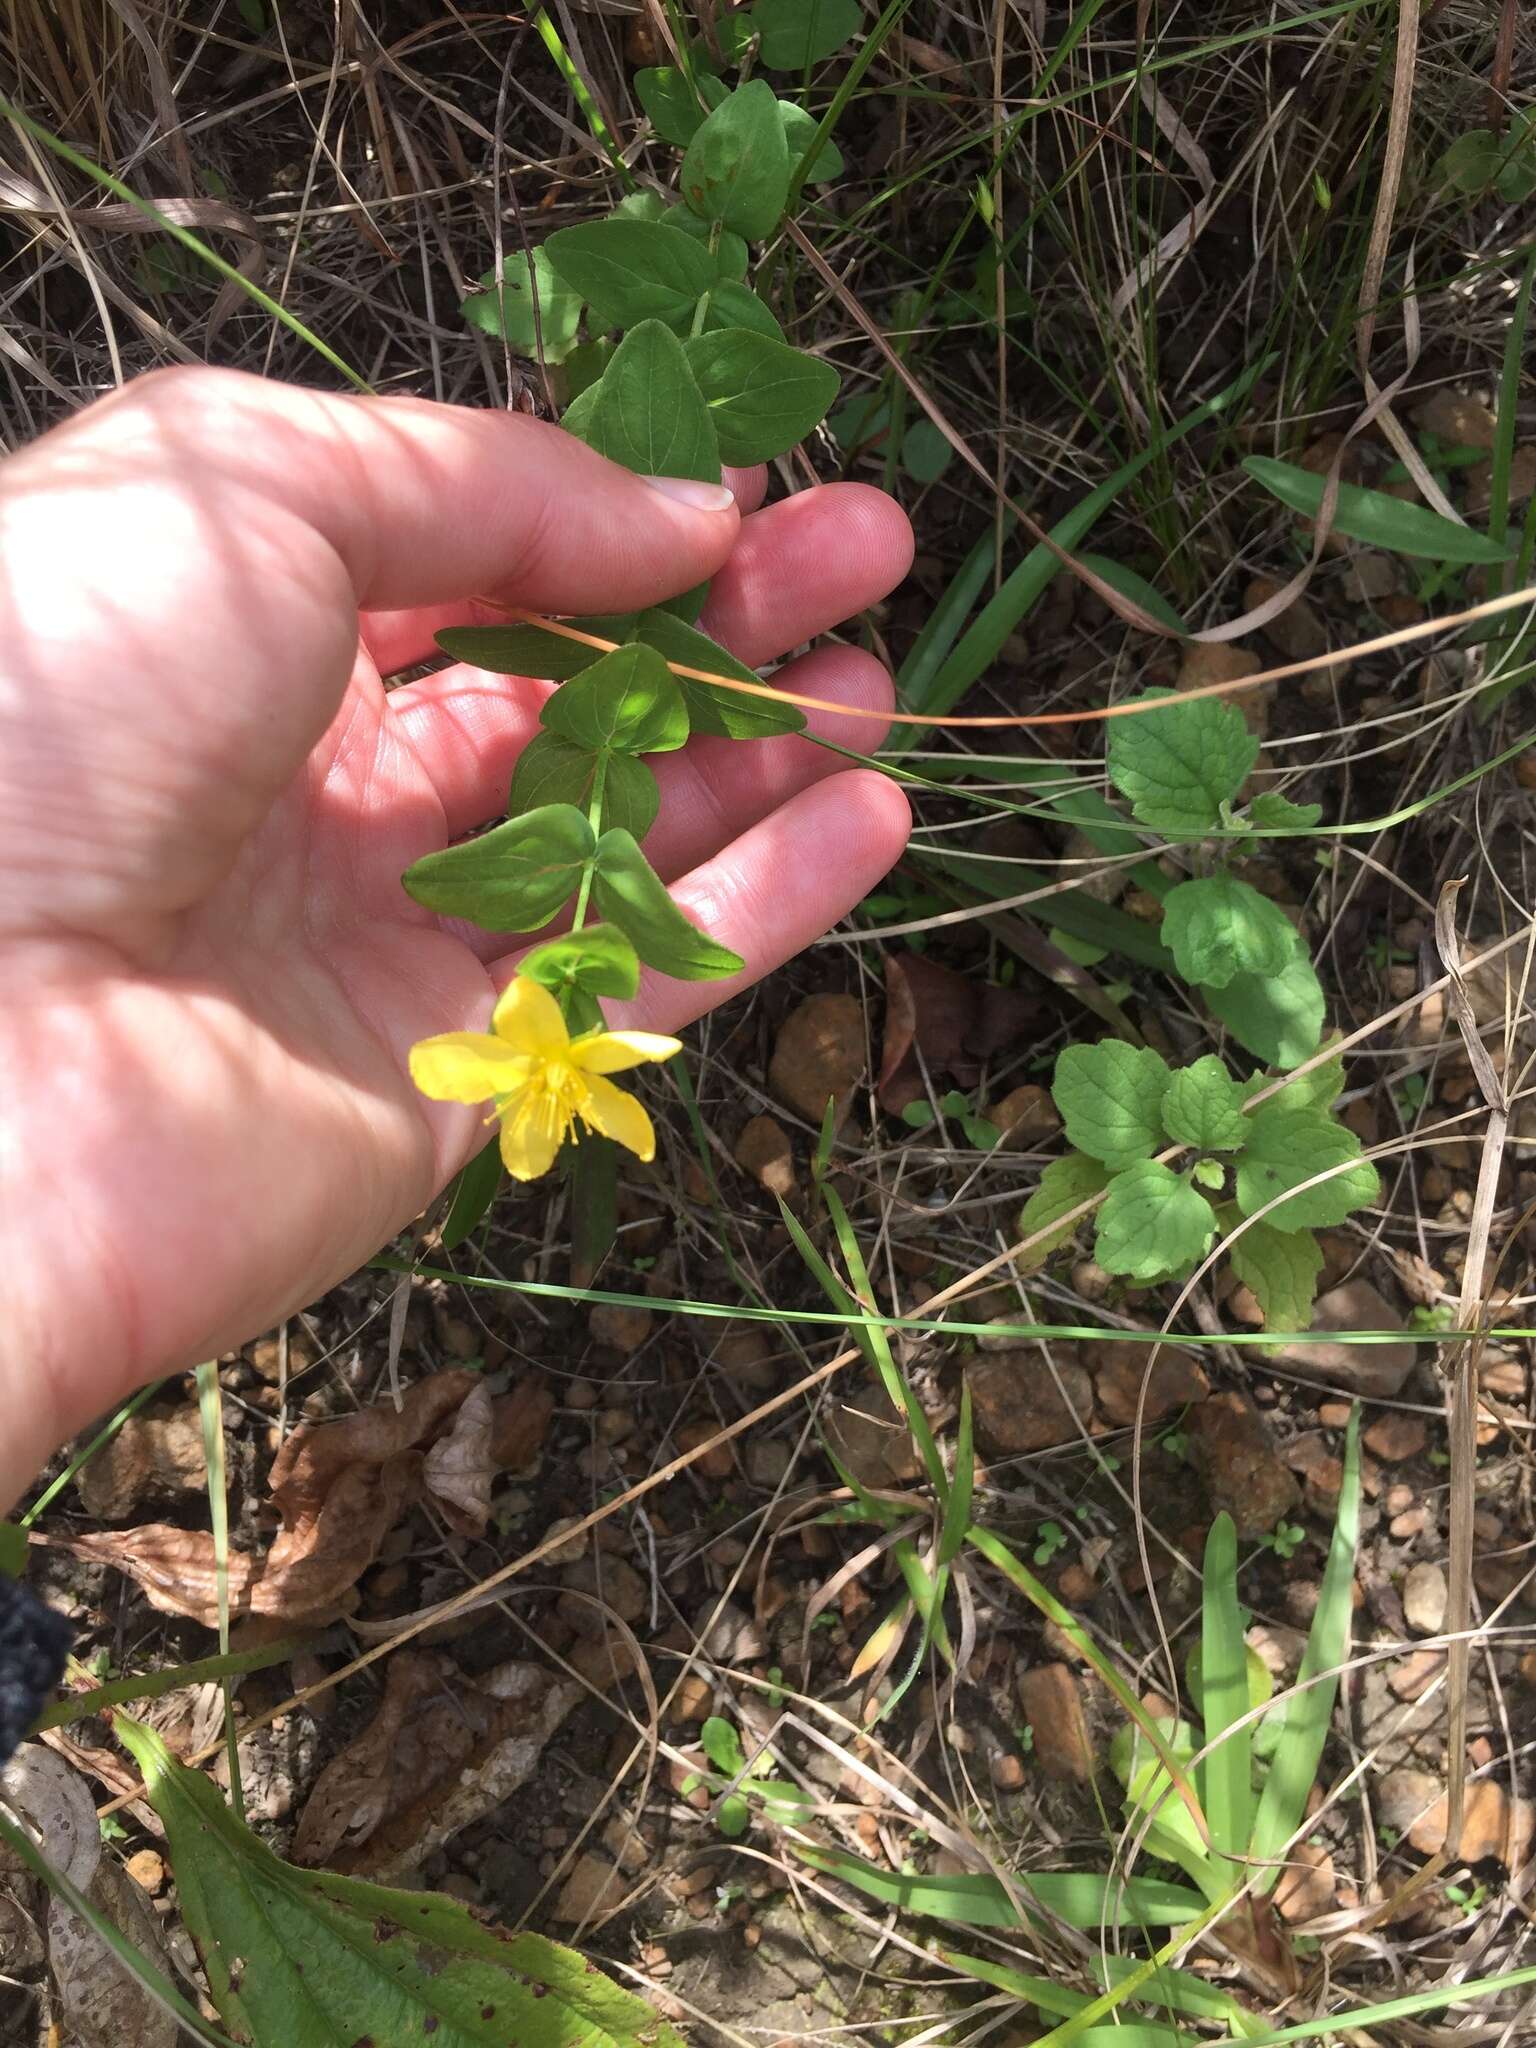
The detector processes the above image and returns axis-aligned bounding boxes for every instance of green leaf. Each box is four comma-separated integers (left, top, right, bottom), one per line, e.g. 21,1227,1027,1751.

1078,553,1189,634
777,98,843,180
680,79,789,239
635,65,726,147
1015,1153,1112,1271
507,733,660,841
461,246,583,362
562,336,614,399
1193,1158,1226,1189
1096,1162,1216,1281
614,190,670,222
1258,1040,1345,1111
1162,874,1298,991
1160,1055,1249,1151
1227,1221,1323,1332
558,378,601,444
1243,455,1515,564
584,319,720,483
1205,930,1326,1069
900,418,954,484
829,392,892,450
401,803,593,931
1235,1105,1379,1231
1438,128,1504,193
543,218,715,333
439,1140,502,1252
683,328,838,463
1051,1041,1173,1167
1198,1513,1252,1864
1106,689,1259,836
541,642,689,754
0,1520,25,1578
659,203,749,280
593,828,745,977
751,0,861,69
435,616,629,679
701,1714,747,1775
634,608,805,736
1248,789,1323,831
1496,109,1536,203
1249,1410,1361,1892
520,923,641,1002
698,276,785,338
715,1792,750,1837
113,1715,687,2048
796,1843,1205,1931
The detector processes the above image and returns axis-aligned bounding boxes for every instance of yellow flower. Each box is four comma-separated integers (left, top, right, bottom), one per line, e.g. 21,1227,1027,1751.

410,976,681,1182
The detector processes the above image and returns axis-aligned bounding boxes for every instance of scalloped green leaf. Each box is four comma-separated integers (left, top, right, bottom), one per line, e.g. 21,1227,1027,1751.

1106,689,1259,836
1227,1220,1324,1331
1235,1105,1379,1231
1160,1055,1249,1151
1015,1152,1112,1271
1051,1041,1173,1167
1162,874,1297,991
1095,1163,1216,1282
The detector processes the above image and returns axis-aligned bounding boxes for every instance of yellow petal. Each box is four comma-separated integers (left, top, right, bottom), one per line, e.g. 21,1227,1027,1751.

410,1032,526,1104
491,976,570,1059
571,1029,683,1075
577,1073,656,1161
498,1085,568,1181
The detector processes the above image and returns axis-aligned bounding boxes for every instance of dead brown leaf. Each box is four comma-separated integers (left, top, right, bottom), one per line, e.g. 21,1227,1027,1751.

292,1649,578,1878
55,1371,552,1627
877,951,1040,1113
422,1379,495,1537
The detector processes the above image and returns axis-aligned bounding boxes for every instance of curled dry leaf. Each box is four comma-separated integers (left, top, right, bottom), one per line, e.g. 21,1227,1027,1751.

55,1370,553,1629
2,1743,177,2048
292,1650,578,1879
422,1379,495,1537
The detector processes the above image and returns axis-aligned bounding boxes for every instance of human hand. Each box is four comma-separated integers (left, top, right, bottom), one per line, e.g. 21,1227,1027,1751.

0,368,912,1510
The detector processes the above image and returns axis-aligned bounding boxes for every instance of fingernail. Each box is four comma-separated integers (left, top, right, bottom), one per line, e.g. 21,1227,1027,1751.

643,474,737,513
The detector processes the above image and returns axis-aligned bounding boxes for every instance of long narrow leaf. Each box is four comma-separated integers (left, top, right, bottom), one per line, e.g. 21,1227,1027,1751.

1248,1407,1360,1889
1243,456,1512,563
797,1843,1205,1929
1198,1512,1251,1862
937,1381,974,1565
947,1942,1265,2036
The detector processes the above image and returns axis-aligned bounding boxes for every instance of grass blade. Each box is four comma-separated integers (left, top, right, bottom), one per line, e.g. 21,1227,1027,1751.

798,1843,1205,1929
1197,1511,1251,1863
1248,1406,1360,1890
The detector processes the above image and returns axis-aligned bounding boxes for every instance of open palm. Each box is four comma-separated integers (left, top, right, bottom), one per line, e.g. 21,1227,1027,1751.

0,370,912,1507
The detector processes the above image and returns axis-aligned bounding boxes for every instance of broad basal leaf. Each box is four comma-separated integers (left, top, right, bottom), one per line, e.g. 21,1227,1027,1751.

1162,874,1297,991
114,1717,685,2048
1095,1162,1216,1282
634,607,805,735
543,217,715,333
1243,455,1515,564
1205,928,1326,1069
750,0,862,69
402,804,592,931
1226,1219,1323,1331
1106,688,1258,836
460,246,583,362
593,828,745,978
1254,1038,1345,1112
507,734,660,841
1159,1054,1248,1152
684,328,839,463
540,642,689,754
584,319,720,483
680,79,790,239
1015,1153,1111,1271
1051,1041,1173,1168
1235,1104,1379,1231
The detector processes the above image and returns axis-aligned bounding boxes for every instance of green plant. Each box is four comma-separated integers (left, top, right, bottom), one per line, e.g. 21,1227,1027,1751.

406,69,847,1226
1018,1039,1377,1326
900,1088,1002,1150
1265,1520,1307,1561
683,1714,811,1838
1434,106,1536,206
1110,1419,1362,1978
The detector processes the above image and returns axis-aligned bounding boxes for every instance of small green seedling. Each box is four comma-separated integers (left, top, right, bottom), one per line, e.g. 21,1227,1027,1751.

1032,1521,1067,1567
1265,1521,1307,1562
901,1089,1002,1150
683,1715,811,1838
